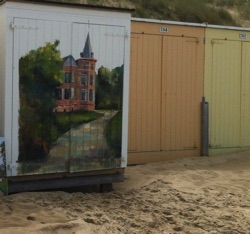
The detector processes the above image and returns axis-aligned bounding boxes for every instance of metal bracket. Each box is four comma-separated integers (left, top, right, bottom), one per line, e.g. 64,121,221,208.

106,31,128,38
10,22,38,30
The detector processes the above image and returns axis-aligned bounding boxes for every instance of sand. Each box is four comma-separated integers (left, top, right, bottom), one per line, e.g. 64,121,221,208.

0,151,250,234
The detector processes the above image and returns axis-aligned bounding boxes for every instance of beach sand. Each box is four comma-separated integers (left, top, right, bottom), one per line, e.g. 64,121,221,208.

0,151,249,234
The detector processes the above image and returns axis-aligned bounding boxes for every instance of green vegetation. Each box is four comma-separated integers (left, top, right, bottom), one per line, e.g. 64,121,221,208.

96,65,123,110
0,179,8,195
54,0,250,26
239,1,250,20
204,0,247,7
134,0,239,26
205,0,250,21
19,41,63,162
55,110,103,138
105,112,122,158
175,0,237,25
0,141,5,177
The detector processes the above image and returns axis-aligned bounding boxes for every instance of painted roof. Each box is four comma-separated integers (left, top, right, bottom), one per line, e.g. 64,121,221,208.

81,33,94,59
63,55,77,67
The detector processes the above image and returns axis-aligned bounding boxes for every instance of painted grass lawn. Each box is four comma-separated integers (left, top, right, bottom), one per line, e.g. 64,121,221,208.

54,110,104,140
105,111,122,158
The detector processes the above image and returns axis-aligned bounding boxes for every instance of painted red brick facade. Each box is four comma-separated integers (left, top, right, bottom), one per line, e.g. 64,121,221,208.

54,33,97,112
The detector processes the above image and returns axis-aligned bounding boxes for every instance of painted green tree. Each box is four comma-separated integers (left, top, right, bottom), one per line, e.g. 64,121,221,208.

0,141,5,176
95,65,123,110
95,65,124,158
19,41,63,162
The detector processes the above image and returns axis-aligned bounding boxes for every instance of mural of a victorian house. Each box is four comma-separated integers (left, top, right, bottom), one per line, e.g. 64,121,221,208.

55,33,97,112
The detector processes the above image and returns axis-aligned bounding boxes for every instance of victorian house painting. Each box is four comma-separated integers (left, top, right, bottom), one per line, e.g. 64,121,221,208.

55,33,96,112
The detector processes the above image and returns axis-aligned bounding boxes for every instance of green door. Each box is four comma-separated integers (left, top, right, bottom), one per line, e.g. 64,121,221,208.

241,42,250,147
209,40,241,149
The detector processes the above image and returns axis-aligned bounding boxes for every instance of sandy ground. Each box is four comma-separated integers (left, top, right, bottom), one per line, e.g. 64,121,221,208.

0,151,250,234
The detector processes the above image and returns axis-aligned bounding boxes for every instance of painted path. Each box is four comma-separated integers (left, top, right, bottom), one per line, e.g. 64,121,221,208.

35,110,118,174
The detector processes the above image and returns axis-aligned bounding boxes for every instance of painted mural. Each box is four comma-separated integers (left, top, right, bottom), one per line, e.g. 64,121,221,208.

0,137,6,177
18,32,123,175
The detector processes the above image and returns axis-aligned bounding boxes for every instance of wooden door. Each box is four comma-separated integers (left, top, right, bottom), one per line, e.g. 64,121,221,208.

209,40,241,149
70,23,126,172
161,36,201,151
241,42,250,147
128,33,162,153
12,17,72,176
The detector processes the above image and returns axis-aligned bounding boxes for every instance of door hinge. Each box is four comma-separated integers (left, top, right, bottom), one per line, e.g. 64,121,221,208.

10,22,38,30
106,31,129,38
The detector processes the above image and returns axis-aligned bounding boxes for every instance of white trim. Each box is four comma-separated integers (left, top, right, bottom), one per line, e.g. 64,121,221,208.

121,27,130,168
0,5,6,137
4,15,14,176
132,17,250,32
206,24,250,31
132,17,207,28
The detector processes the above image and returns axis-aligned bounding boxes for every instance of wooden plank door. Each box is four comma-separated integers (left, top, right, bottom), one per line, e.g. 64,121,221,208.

128,33,162,153
241,42,250,147
70,23,126,172
161,36,201,151
209,40,241,149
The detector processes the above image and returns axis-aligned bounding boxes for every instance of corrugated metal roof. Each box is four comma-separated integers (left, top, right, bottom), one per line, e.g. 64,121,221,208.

0,0,135,12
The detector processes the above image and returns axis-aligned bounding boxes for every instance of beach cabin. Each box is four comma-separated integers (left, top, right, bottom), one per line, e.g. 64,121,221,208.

0,0,131,194
128,18,205,164
204,25,250,156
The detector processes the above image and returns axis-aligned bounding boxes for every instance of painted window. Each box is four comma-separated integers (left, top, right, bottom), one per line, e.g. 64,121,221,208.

83,63,89,69
81,73,88,85
81,89,87,101
90,75,94,85
55,88,62,100
89,89,94,101
64,72,72,83
64,89,71,100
